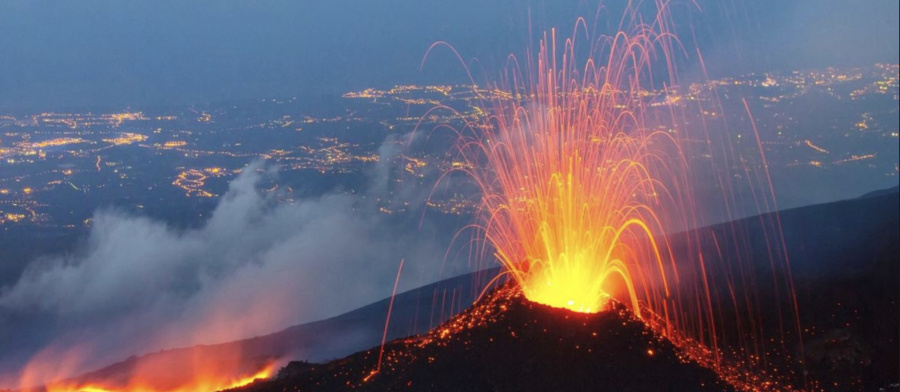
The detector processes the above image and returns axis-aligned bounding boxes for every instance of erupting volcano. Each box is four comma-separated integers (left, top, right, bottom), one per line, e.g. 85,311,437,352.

433,4,804,385
408,3,807,389
457,28,686,317
10,2,898,392
235,285,738,392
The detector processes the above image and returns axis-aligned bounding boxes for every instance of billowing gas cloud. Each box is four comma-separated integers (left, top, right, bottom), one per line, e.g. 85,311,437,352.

0,151,473,387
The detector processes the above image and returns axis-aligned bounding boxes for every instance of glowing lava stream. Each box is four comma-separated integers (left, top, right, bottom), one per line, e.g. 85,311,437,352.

29,363,274,392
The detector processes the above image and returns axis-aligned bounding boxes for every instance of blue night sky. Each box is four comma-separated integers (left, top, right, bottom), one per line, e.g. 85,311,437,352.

0,0,897,110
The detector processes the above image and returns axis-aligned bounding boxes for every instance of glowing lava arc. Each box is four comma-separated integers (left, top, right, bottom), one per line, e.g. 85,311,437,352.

446,21,689,318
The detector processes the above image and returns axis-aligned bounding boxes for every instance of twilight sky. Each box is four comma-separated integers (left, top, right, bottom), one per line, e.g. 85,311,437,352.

0,0,897,110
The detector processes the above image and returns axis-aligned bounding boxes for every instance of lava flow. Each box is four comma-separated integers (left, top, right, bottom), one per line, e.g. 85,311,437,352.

14,346,276,392
37,365,271,392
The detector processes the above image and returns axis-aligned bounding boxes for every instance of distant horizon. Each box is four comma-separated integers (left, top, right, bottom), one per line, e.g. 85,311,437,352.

2,61,897,114
1,0,897,110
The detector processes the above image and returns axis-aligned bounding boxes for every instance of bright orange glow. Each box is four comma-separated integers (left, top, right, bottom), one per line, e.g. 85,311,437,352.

450,23,684,316
16,344,277,392
428,3,805,389
225,365,276,389
31,363,273,392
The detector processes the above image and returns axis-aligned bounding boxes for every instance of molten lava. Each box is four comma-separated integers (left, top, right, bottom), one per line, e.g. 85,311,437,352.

431,4,804,389
15,347,276,392
34,363,272,392
457,26,682,316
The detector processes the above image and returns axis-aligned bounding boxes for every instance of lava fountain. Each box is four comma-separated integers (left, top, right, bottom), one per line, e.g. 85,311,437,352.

446,19,690,317
428,3,802,387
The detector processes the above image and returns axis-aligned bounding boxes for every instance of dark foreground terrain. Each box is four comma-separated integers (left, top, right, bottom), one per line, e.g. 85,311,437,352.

233,288,736,392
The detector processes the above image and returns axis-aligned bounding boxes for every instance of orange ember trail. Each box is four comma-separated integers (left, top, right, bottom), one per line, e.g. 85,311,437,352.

365,258,406,382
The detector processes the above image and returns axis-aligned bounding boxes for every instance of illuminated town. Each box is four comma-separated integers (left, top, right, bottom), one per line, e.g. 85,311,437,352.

0,64,897,235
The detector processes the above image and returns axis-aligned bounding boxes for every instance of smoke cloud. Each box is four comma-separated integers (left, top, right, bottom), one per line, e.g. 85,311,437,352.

0,146,473,386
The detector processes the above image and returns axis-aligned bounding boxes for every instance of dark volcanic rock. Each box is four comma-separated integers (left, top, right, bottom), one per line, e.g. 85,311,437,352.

234,288,735,392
